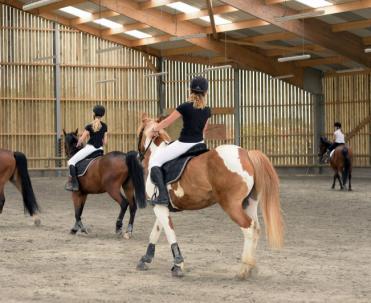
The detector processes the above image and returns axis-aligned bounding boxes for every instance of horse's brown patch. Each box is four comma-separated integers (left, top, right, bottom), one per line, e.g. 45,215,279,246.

168,216,174,230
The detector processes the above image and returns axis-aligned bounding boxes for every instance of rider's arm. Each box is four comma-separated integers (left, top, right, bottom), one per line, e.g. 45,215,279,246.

103,132,108,145
153,110,181,132
203,119,209,138
77,130,89,147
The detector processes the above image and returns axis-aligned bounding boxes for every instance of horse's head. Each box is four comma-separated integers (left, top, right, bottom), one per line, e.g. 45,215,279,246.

318,136,330,159
63,128,81,159
137,113,171,155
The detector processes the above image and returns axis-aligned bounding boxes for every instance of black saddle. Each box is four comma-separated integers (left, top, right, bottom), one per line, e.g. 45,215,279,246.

75,150,104,177
162,143,209,185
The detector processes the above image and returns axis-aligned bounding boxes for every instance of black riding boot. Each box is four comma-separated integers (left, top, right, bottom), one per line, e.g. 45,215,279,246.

150,166,169,205
65,165,79,192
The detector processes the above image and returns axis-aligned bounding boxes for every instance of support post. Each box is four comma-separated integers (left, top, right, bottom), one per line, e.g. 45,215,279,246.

234,68,241,146
157,57,165,116
53,23,62,175
313,94,325,172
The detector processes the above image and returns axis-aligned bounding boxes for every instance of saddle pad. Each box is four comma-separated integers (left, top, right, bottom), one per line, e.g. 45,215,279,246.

329,150,335,159
162,143,208,185
75,150,104,177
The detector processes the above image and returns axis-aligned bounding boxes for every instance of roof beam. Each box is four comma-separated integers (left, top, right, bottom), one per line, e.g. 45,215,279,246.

265,0,285,4
210,19,269,33
265,44,326,56
364,37,371,45
176,5,237,21
295,56,349,67
245,32,297,43
70,10,120,25
161,46,205,56
206,0,218,39
36,0,86,13
91,0,304,86
131,34,172,47
140,0,178,9
220,0,371,67
332,19,371,32
102,23,150,36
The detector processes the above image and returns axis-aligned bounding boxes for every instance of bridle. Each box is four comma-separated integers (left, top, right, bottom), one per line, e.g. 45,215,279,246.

137,126,153,161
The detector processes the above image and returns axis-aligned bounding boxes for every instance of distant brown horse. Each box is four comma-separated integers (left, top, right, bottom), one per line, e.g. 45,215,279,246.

319,137,353,191
0,149,40,225
63,129,146,237
136,115,284,279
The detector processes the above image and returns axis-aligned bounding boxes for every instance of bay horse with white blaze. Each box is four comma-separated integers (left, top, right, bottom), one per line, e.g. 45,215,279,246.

319,137,352,191
0,149,40,225
63,129,146,237
136,115,284,279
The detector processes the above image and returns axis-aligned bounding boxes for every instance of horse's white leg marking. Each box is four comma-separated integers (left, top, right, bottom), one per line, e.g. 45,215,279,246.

238,198,260,279
149,218,163,244
216,145,254,193
153,205,177,245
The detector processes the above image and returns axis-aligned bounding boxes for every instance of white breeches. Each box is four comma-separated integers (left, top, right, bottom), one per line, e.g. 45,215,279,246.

67,144,103,166
149,140,203,170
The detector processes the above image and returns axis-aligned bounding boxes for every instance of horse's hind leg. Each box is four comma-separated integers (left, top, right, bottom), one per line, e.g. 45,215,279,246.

115,197,129,236
122,185,137,239
71,192,88,234
137,218,163,271
0,185,5,214
348,171,352,191
337,172,344,190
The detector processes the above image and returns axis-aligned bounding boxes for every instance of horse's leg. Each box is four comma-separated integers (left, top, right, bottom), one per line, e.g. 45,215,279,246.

0,184,5,214
71,192,88,234
151,204,184,277
348,171,352,191
332,172,337,189
137,218,163,271
115,197,129,236
122,185,136,239
337,171,344,190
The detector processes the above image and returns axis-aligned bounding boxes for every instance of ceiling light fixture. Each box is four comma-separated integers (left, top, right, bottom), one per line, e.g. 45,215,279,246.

166,2,199,13
59,6,92,18
203,64,232,71
275,10,325,22
295,0,333,8
271,74,294,80
23,0,61,11
144,72,168,77
365,48,371,53
94,18,122,29
278,54,311,62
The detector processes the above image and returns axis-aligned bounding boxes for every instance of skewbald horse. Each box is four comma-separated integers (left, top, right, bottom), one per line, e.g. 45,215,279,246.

63,129,146,237
0,149,40,225
136,114,284,279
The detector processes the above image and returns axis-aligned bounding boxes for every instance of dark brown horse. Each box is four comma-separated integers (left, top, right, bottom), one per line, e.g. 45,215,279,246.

0,149,40,225
319,137,353,191
63,129,146,237
136,115,284,279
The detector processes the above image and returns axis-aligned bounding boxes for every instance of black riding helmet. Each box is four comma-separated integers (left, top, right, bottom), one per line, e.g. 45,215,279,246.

93,105,105,117
334,122,341,128
190,76,208,93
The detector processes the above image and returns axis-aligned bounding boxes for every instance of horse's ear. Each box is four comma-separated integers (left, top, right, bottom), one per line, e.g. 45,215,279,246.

141,113,148,122
62,129,67,136
74,128,78,135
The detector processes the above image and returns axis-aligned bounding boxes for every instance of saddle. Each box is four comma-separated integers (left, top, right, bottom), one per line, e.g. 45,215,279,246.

75,150,104,177
162,143,209,185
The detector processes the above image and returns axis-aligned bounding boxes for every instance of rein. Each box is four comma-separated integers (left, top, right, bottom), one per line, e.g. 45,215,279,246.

138,127,153,161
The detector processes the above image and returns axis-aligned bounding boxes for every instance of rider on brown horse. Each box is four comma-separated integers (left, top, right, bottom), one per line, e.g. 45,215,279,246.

149,76,211,205
326,122,345,162
65,105,107,191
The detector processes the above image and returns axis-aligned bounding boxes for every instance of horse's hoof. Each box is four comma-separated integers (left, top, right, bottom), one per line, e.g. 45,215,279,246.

34,218,41,226
348,188,353,191
123,232,132,240
136,260,149,271
70,229,78,235
236,265,257,280
171,265,184,278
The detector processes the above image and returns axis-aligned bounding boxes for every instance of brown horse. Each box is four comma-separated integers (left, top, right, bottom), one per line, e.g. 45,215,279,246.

136,115,284,279
0,149,40,225
63,129,146,237
319,137,353,191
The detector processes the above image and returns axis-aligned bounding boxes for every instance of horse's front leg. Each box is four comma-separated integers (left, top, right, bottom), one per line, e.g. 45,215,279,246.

337,172,344,190
0,186,5,214
137,218,162,271
71,192,88,234
332,173,337,189
116,197,129,237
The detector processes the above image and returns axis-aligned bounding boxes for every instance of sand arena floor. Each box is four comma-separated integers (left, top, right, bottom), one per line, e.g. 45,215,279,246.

0,176,370,303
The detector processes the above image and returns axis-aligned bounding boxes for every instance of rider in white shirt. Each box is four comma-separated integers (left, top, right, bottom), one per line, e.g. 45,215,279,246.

327,122,345,159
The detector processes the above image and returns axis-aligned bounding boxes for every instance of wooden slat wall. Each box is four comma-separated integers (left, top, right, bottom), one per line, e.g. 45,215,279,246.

323,72,371,166
240,70,314,166
0,5,158,169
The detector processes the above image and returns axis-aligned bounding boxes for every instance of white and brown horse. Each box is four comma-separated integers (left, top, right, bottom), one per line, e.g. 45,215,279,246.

136,115,284,279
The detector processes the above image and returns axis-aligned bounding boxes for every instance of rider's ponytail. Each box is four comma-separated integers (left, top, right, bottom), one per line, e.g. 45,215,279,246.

188,92,206,109
91,116,102,132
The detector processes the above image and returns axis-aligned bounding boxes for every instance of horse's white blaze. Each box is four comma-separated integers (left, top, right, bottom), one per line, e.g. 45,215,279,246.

153,205,177,245
149,218,163,244
216,145,254,193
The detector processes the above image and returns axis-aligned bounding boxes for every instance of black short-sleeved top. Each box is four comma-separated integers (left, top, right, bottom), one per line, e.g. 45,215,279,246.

176,102,211,143
85,122,107,148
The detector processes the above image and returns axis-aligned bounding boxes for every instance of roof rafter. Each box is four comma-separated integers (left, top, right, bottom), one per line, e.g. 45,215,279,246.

70,10,120,25
140,0,178,9
206,0,218,39
102,23,150,36
35,0,86,13
220,0,371,67
295,56,349,67
332,19,371,32
90,0,304,86
176,5,237,21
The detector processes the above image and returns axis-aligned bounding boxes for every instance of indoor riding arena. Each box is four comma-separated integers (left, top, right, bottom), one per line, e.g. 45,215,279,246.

1,0,371,302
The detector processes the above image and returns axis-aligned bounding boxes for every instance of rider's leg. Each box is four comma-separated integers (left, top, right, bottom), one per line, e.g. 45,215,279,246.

65,145,97,191
149,140,200,204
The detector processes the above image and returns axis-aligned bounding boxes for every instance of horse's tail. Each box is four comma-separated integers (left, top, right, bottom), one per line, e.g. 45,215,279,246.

125,151,146,209
248,150,284,249
13,152,40,216
342,147,351,186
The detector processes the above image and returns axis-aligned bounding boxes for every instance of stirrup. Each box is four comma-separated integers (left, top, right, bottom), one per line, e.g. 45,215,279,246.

65,182,74,191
